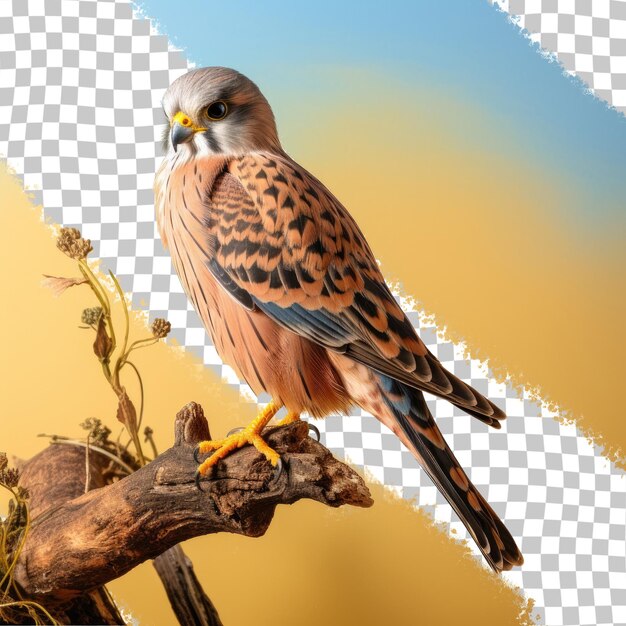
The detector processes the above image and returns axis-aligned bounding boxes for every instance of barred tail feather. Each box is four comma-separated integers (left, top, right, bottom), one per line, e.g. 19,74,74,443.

377,374,523,572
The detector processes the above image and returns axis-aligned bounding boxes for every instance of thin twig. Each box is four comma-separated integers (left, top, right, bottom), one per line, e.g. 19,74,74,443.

44,440,134,475
124,360,145,430
0,600,59,625
0,501,30,591
123,337,159,360
110,271,130,389
144,428,159,459
78,260,116,352
84,435,91,494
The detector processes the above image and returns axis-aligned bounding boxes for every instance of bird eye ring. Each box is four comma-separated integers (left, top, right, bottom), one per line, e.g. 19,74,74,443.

206,101,228,121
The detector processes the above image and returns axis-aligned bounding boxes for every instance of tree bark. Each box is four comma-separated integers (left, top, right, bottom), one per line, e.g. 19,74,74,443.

12,437,125,625
153,544,223,626
151,405,222,626
14,402,372,614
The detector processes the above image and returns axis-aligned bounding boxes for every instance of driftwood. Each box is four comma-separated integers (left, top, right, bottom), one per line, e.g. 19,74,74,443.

153,544,223,626
9,439,124,625
13,402,372,622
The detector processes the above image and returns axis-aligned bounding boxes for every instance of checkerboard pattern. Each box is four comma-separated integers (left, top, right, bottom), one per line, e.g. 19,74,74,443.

493,0,626,113
0,2,625,625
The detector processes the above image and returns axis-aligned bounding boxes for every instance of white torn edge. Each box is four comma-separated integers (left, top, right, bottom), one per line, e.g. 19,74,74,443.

489,0,625,118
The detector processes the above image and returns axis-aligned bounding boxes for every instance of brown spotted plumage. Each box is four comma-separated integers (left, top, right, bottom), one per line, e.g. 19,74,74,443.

155,67,523,572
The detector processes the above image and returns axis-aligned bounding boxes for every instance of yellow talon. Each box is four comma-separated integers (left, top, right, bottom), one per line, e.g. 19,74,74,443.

196,400,282,475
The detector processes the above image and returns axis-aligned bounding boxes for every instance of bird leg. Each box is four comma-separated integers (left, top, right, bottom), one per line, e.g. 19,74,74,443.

274,410,301,426
195,400,281,476
275,411,321,442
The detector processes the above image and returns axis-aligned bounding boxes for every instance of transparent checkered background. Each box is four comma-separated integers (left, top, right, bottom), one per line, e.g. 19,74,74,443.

493,0,626,113
0,1,625,625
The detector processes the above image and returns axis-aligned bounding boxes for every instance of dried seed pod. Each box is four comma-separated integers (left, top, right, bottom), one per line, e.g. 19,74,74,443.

81,306,103,326
93,316,113,361
56,226,93,260
151,318,171,339
0,467,19,489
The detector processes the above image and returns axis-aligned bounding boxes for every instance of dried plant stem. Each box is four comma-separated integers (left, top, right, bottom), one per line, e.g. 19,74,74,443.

76,260,150,467
0,487,11,573
0,482,56,625
44,439,135,475
43,227,191,623
77,259,116,353
84,435,91,494
0,498,30,592
50,230,162,471
124,360,145,430
0,485,24,589
123,337,159,358
127,424,146,467
146,435,159,460
107,273,148,466
0,600,59,625
143,425,159,459
110,271,130,389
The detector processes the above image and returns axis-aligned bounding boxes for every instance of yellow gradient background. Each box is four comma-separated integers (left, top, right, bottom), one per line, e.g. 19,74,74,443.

287,84,625,464
0,163,536,624
3,84,623,623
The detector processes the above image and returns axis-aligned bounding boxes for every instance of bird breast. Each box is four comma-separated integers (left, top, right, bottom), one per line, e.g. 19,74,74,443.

154,154,351,417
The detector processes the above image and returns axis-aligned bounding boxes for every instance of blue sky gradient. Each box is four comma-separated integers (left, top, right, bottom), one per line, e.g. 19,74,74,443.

136,0,626,218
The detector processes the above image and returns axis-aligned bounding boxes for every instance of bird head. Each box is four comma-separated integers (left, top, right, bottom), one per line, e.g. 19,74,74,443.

162,67,281,158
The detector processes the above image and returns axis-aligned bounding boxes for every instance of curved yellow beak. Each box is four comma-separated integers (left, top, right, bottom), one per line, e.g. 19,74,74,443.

170,111,207,151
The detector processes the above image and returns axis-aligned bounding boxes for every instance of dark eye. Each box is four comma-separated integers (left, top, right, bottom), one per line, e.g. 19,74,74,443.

206,101,228,120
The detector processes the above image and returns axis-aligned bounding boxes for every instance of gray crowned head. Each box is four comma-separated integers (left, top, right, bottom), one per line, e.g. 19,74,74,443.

162,67,281,157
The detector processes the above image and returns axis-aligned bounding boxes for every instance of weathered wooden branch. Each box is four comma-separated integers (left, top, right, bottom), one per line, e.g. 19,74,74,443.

10,439,124,625
152,409,223,626
14,402,372,611
153,543,223,626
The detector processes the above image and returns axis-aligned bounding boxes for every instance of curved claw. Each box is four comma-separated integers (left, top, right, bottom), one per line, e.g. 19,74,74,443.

194,443,217,464
269,456,284,486
307,422,321,442
193,444,203,464
195,470,206,492
226,426,245,437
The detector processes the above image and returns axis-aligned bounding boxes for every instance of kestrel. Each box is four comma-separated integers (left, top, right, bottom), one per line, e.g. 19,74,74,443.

155,67,523,572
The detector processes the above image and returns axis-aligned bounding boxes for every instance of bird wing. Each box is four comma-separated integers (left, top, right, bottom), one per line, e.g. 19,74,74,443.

205,152,504,426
